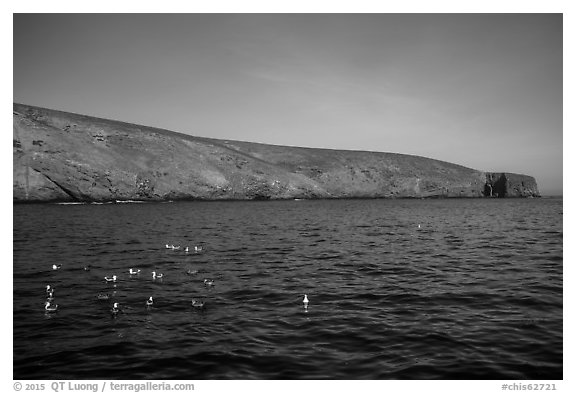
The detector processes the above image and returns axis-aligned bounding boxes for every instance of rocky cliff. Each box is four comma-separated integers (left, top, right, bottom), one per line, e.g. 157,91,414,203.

13,103,540,202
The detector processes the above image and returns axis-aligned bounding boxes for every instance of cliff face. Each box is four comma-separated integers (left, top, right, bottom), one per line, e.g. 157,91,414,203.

484,172,540,198
13,103,540,202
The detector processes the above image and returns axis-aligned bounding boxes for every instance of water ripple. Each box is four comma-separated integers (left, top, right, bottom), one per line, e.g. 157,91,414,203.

13,198,562,379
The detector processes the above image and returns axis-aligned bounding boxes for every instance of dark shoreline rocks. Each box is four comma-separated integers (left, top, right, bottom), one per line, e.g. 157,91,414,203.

13,103,540,203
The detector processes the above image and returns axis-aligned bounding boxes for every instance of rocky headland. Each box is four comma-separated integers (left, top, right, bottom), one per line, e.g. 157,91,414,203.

13,103,540,203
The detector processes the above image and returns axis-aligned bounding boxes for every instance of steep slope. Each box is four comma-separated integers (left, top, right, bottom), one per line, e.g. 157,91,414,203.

13,103,540,202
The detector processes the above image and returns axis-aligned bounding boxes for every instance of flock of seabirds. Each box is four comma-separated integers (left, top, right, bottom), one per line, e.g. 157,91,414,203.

43,244,310,315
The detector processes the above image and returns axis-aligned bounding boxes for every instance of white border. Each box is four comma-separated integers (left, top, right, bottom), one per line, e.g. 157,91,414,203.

5,2,571,392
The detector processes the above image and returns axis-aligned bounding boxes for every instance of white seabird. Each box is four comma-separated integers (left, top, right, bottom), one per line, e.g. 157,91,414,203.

111,302,121,315
44,301,58,312
191,299,205,308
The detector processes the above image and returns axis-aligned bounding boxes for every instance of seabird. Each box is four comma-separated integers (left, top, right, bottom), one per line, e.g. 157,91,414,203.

129,268,141,275
46,285,54,296
44,301,58,312
152,271,163,279
146,296,154,307
104,275,117,282
194,246,203,253
111,302,121,315
191,299,205,308
303,294,309,307
52,264,62,270
203,279,214,287
191,299,205,309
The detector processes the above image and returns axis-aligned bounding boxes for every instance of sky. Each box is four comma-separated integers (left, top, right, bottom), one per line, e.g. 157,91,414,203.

13,13,563,195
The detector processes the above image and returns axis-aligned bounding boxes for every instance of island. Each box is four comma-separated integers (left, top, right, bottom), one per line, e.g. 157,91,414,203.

13,103,540,203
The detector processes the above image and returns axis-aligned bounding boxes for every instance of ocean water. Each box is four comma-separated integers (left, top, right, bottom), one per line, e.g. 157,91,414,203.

13,198,563,379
